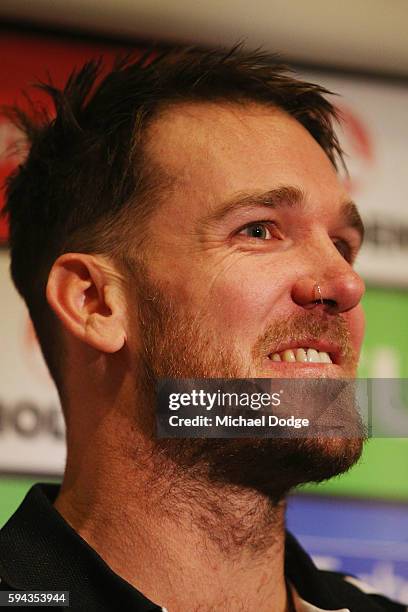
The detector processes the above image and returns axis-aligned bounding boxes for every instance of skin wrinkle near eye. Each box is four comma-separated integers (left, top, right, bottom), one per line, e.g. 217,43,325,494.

198,186,364,257
189,249,250,329
204,221,359,278
236,214,361,264
234,222,358,265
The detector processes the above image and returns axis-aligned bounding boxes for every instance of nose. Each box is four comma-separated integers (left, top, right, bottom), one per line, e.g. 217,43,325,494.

292,269,365,314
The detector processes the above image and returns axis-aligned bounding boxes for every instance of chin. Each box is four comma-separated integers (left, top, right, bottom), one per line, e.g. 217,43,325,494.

214,436,364,498
155,433,365,503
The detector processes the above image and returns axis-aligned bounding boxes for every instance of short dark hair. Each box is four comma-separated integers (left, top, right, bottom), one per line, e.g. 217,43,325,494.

3,44,344,389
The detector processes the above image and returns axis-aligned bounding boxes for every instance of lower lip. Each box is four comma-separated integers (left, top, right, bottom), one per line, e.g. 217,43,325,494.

261,358,342,377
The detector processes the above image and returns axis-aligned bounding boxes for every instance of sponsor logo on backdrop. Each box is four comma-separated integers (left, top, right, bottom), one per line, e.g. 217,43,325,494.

337,103,375,195
0,400,64,440
329,95,408,286
338,104,408,263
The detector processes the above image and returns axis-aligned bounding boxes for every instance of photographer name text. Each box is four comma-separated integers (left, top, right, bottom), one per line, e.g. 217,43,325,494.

168,415,310,428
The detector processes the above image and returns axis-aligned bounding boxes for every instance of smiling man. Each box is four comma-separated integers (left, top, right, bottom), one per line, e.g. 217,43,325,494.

0,47,404,611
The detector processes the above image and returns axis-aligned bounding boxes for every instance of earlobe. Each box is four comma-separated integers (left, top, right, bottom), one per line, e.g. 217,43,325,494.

46,253,127,354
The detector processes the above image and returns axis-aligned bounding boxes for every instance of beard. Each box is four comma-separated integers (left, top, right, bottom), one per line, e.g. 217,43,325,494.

130,264,365,503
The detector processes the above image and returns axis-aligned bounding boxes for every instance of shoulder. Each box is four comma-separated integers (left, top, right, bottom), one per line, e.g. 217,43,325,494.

320,569,407,611
0,575,16,590
0,483,62,592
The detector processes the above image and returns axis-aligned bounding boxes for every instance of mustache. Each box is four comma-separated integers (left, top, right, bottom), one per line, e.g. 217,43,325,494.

252,311,355,364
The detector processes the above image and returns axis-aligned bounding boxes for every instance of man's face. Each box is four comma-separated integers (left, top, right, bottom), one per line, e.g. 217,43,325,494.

129,102,366,498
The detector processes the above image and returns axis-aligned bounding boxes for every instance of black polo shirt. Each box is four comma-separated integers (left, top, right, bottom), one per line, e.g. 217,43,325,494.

0,484,405,611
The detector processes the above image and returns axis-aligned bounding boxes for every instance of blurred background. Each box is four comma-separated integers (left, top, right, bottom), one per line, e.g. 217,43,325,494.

0,0,407,603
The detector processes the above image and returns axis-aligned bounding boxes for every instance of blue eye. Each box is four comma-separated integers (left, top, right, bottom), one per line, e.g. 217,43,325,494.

239,223,273,240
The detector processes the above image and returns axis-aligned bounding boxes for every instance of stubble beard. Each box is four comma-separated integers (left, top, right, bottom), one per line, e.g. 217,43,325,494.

131,267,365,504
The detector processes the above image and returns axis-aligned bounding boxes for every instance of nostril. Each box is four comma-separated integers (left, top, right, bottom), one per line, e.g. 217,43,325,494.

313,298,337,308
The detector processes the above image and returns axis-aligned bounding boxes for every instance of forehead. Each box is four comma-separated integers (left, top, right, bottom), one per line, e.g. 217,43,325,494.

145,102,347,220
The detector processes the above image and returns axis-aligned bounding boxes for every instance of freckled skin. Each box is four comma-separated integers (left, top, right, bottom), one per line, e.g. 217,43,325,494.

142,102,365,377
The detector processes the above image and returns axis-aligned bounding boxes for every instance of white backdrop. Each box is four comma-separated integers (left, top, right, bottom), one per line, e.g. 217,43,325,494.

0,251,65,475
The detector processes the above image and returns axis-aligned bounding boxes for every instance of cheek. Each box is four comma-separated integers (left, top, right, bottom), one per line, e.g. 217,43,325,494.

158,249,287,348
345,304,366,355
204,266,284,339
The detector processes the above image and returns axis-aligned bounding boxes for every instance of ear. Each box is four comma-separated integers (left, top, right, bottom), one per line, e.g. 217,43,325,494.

46,253,127,353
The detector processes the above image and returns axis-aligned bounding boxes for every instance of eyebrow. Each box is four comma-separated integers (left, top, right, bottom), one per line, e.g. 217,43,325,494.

201,185,365,244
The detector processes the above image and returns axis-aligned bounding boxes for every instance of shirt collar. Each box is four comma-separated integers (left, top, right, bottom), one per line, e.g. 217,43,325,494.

0,483,162,611
292,586,350,612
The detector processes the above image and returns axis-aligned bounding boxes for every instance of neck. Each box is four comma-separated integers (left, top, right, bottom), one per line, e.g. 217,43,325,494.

54,414,289,612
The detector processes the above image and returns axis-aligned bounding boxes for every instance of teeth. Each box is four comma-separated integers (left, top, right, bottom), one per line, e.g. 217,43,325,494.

319,351,332,363
270,347,333,364
307,348,320,363
295,348,308,362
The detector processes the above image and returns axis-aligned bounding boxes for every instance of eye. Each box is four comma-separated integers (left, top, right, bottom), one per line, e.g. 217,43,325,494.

333,239,355,263
237,222,280,241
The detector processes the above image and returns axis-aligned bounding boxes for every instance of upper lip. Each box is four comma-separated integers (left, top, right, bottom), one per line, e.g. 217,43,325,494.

267,341,342,365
